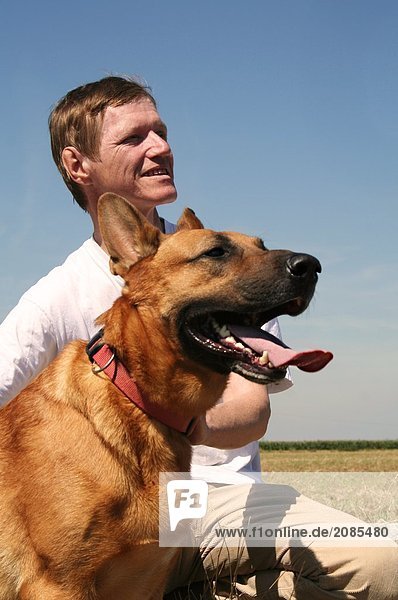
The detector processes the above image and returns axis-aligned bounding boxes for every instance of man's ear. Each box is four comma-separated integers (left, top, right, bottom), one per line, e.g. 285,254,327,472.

97,193,165,278
62,147,91,186
176,208,204,231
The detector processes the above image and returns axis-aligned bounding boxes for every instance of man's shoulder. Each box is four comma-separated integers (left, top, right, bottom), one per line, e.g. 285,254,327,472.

22,238,121,318
24,239,97,296
59,237,105,273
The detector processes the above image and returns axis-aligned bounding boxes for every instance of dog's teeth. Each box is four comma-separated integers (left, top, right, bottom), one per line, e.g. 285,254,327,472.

268,361,274,368
235,342,245,350
224,336,235,344
258,351,269,365
210,319,231,339
219,325,230,338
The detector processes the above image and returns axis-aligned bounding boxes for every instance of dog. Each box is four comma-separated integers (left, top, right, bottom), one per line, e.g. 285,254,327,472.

0,193,332,599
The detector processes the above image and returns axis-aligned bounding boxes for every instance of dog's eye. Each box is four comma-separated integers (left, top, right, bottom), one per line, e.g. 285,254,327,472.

203,247,226,258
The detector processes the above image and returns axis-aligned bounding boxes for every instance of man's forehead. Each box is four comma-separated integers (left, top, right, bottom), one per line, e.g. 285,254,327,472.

102,99,163,130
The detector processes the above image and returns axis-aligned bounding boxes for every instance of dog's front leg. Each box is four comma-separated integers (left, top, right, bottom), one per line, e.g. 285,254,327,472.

94,544,178,600
19,579,93,600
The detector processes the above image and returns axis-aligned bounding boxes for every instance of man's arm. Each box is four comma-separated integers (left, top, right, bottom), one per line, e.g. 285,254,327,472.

187,372,271,448
0,299,58,406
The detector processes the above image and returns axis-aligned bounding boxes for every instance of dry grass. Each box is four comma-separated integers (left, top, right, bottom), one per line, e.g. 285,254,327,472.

263,471,398,523
261,449,398,524
260,448,398,472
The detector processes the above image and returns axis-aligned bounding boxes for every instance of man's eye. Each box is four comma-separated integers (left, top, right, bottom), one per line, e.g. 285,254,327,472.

203,247,226,258
156,129,167,140
124,135,142,145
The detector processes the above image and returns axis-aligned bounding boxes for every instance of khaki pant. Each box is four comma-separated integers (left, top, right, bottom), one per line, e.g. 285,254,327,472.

165,483,398,599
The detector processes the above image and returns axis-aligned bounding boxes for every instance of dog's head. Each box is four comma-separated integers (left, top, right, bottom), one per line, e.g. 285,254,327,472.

98,193,332,386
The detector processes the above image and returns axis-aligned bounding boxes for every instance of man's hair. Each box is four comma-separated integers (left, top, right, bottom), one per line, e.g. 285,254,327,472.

49,76,156,211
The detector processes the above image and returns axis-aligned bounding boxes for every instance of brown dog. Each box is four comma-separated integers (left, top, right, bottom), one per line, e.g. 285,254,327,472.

0,194,331,599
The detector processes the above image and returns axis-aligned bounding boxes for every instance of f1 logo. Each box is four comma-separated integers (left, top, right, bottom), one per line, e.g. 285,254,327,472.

167,480,208,531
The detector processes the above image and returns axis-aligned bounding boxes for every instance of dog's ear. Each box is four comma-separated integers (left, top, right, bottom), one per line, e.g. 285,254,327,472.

176,208,204,231
98,193,165,278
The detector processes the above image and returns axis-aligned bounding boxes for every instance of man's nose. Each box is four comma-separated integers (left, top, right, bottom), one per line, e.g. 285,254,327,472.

146,131,171,156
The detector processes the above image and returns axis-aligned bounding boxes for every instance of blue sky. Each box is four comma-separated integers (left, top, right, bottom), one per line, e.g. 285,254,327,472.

1,0,397,440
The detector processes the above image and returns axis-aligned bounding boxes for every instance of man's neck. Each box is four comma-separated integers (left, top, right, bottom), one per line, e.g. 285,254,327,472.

146,207,164,230
93,207,163,253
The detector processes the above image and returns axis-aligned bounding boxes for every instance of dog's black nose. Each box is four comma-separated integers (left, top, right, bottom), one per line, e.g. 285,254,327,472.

286,253,322,278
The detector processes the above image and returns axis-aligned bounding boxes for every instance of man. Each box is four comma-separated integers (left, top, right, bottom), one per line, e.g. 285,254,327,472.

0,76,396,599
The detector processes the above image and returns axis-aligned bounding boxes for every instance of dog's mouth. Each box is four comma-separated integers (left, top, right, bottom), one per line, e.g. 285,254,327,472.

182,300,333,384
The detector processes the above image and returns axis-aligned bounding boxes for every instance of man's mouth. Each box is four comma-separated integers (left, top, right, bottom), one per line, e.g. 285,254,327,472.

142,167,171,177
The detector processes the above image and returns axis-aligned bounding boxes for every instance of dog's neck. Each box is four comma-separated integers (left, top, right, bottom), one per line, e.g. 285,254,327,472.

86,332,195,434
96,296,228,423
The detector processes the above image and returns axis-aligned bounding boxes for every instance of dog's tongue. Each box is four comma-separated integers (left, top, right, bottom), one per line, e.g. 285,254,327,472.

228,325,333,372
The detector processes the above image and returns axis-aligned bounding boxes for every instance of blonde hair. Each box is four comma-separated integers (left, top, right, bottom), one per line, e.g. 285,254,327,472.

49,76,156,210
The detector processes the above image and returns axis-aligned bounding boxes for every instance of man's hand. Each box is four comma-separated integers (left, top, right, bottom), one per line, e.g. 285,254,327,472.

187,372,271,448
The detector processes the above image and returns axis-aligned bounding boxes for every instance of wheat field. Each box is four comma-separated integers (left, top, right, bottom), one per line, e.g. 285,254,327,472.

260,448,398,471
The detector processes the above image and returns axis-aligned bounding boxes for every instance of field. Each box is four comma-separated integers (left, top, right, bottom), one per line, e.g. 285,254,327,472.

260,449,398,471
259,441,398,525
261,445,398,472
260,439,398,471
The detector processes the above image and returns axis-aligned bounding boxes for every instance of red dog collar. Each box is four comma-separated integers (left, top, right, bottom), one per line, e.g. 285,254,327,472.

86,331,193,434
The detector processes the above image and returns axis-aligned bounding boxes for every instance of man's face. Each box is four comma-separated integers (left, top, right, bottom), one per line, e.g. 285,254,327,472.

86,98,177,215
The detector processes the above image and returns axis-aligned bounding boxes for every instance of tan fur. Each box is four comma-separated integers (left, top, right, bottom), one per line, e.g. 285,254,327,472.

0,194,319,599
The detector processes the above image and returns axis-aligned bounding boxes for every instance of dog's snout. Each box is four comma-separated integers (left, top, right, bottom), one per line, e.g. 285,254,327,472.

286,254,322,279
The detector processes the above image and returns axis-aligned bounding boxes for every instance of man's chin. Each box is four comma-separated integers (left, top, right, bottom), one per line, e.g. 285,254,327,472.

157,194,177,206
152,186,178,206
120,191,178,220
